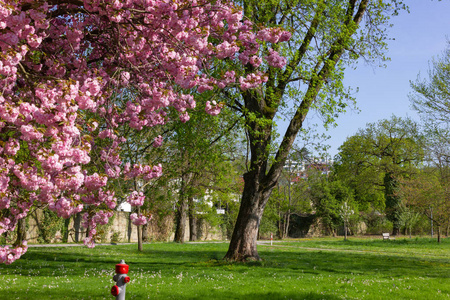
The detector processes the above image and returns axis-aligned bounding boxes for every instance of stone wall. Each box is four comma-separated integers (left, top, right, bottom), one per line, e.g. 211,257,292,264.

26,210,225,244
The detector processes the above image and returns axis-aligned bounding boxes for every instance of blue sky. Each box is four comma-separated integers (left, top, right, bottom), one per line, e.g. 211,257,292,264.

296,0,450,158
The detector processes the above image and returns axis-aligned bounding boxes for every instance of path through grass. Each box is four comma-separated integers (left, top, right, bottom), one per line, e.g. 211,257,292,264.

0,237,448,299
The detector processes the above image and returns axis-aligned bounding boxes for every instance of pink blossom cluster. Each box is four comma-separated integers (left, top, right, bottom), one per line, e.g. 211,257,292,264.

82,190,117,209
0,0,290,263
266,49,288,68
130,213,152,226
239,72,269,91
48,197,83,219
205,101,224,116
0,241,27,265
127,191,145,207
257,28,292,44
81,211,114,248
153,135,163,148
124,163,163,181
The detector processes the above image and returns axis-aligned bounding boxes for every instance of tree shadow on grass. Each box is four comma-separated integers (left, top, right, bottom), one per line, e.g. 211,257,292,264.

0,289,341,300
258,248,450,279
1,242,448,281
151,290,342,300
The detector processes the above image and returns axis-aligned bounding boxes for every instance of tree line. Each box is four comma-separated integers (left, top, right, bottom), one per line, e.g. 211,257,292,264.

5,0,445,265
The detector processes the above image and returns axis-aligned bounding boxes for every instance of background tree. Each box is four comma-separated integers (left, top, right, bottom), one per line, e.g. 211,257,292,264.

223,0,407,261
334,116,424,235
162,107,242,243
397,204,421,238
308,172,339,235
275,146,313,238
410,41,450,126
339,202,355,241
397,170,450,243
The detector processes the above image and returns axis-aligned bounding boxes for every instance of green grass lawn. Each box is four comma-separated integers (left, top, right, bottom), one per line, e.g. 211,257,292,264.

0,237,449,299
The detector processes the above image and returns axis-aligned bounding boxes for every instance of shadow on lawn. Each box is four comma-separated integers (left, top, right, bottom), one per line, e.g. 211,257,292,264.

289,237,450,250
1,288,341,300
152,290,342,300
258,248,450,279
2,242,449,281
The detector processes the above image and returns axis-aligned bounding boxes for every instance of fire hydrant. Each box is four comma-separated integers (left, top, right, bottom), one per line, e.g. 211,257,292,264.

111,260,131,300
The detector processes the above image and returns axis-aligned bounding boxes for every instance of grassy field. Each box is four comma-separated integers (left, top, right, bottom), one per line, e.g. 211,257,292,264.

0,237,449,299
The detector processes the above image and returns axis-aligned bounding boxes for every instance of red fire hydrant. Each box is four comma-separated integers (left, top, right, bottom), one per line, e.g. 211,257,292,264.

111,260,131,300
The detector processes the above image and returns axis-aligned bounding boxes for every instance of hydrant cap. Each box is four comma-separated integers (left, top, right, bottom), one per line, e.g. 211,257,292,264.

115,260,129,274
111,285,120,296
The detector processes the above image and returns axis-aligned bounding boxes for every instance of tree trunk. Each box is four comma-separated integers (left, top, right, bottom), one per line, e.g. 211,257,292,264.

62,217,70,243
13,218,27,247
136,206,143,251
137,225,143,251
225,203,263,261
74,212,82,242
277,210,283,239
189,197,197,241
197,217,204,240
437,225,441,243
127,212,132,243
446,218,449,237
277,187,283,239
174,173,191,243
224,170,271,261
344,221,348,241
285,173,292,238
142,223,149,242
285,210,291,239
174,196,188,243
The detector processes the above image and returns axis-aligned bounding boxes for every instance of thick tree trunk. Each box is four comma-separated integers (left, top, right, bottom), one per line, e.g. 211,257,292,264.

224,170,271,261
224,201,264,261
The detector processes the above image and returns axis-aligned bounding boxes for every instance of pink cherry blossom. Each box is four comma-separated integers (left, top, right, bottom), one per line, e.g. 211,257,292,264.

0,0,290,264
127,191,145,207
130,213,149,226
266,49,288,68
206,101,223,116
153,135,163,147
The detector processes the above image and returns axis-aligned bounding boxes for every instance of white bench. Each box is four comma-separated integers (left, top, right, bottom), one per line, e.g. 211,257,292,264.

382,233,395,240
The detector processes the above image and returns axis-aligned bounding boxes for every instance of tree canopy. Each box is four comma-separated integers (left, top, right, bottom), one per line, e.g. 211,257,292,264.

0,0,290,264
224,0,407,261
334,116,424,235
